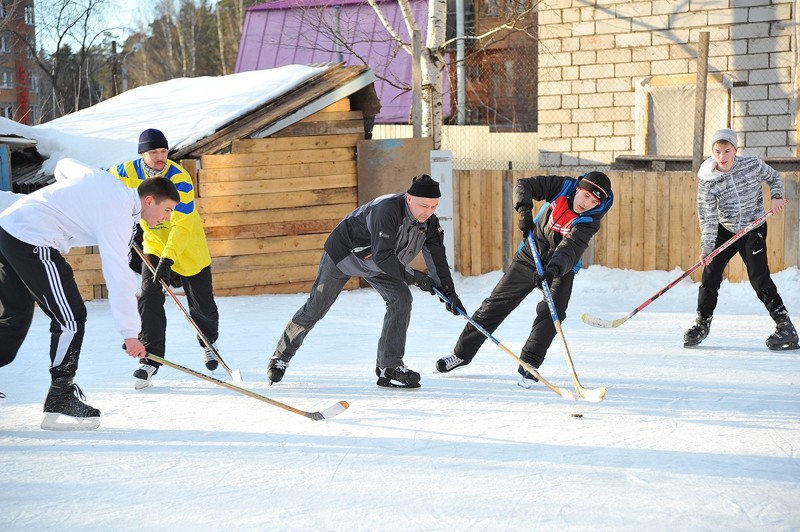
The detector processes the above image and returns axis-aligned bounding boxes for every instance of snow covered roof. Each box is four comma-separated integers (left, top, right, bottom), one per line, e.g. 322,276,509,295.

0,63,374,184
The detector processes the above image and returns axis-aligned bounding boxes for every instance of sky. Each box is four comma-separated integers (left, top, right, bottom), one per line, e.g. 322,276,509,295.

1,63,800,530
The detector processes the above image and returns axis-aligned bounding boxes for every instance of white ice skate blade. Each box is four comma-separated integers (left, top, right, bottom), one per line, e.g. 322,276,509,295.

134,378,153,390
40,412,100,431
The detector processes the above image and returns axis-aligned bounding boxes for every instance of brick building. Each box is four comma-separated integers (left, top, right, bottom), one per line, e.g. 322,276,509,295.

536,0,797,167
0,0,38,125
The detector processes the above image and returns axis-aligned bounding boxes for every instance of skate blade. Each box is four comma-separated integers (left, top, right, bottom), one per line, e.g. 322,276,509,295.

376,377,421,389
134,378,153,390
40,412,100,431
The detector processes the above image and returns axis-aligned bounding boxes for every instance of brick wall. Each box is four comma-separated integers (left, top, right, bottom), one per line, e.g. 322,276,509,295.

537,0,797,167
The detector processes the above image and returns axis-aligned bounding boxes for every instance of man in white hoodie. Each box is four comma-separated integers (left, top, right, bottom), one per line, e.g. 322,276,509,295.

684,128,796,350
0,158,179,430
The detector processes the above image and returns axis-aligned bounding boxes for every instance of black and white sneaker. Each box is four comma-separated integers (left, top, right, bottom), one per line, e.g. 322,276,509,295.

201,343,219,371
267,355,290,385
133,363,158,390
517,365,539,389
41,379,100,431
767,318,799,351
435,353,470,373
376,365,421,388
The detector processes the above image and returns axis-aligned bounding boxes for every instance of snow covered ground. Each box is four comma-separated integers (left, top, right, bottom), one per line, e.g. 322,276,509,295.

1,264,798,531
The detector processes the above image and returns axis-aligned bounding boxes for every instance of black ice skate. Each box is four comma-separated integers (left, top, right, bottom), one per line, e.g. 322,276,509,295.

201,343,219,371
766,318,799,351
435,353,470,373
267,355,290,385
684,314,712,347
376,365,421,388
41,378,100,431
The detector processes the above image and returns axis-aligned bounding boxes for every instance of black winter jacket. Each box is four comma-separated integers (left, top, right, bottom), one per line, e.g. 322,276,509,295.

324,193,455,290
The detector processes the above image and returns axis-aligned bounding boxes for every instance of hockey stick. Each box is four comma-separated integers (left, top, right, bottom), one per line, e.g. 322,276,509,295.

144,353,349,420
431,287,576,401
580,209,774,329
133,245,243,382
528,234,606,402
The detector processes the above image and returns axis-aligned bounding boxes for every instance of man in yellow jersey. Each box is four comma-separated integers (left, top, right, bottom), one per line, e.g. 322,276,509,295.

110,128,221,389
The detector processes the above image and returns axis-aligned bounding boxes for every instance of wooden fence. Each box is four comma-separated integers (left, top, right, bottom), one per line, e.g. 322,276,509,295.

454,170,800,282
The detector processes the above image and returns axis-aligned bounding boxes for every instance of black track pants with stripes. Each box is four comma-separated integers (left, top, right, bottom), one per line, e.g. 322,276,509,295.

0,227,86,380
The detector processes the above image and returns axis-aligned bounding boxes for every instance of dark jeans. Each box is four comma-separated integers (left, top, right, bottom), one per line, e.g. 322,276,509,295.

0,227,85,381
140,254,219,363
697,223,786,320
273,251,413,368
453,246,574,369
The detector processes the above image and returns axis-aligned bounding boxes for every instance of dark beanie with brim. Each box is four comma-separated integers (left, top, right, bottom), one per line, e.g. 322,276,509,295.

138,128,169,153
577,171,611,202
407,174,441,198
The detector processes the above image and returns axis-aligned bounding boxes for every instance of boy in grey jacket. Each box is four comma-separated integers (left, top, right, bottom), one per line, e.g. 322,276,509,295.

684,128,797,350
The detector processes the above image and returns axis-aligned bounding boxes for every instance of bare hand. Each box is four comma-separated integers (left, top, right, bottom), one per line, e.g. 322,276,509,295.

699,253,712,266
123,338,147,358
771,197,788,214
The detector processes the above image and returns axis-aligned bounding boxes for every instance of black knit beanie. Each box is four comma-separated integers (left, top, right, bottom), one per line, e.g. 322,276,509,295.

578,171,611,202
406,174,441,198
138,128,169,153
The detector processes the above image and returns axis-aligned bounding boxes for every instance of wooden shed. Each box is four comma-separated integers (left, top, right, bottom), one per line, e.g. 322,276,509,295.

65,63,381,299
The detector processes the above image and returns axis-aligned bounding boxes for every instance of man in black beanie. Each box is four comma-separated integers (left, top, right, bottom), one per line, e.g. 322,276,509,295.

268,174,462,388
436,171,614,388
110,128,223,389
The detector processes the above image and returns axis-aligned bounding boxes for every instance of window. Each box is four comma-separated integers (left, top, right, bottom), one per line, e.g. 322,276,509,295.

0,34,9,53
635,74,732,155
0,104,12,119
0,4,7,19
0,69,12,88
24,5,34,25
29,73,37,93
29,104,38,124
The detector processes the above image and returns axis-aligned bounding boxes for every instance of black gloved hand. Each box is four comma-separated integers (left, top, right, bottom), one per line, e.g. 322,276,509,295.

168,272,182,289
153,257,174,286
535,266,557,290
407,269,435,294
444,290,463,315
518,210,534,237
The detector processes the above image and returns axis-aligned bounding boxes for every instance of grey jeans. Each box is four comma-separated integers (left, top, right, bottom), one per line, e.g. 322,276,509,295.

272,252,413,368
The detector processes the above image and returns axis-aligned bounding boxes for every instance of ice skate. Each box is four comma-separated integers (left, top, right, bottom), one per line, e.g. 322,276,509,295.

40,379,100,431
766,318,799,351
267,355,290,385
435,353,470,373
684,314,712,347
517,365,539,389
376,365,421,389
133,362,158,390
201,343,219,371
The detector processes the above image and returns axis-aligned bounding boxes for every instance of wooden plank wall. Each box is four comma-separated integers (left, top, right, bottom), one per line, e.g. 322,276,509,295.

195,100,362,296
64,165,799,297
454,170,800,282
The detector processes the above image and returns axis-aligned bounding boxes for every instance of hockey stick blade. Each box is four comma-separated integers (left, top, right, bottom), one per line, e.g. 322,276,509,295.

580,210,774,330
146,354,350,421
580,312,627,329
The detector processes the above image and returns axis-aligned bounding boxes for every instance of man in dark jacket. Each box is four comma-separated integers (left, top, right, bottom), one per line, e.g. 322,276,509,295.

435,172,613,388
268,174,462,388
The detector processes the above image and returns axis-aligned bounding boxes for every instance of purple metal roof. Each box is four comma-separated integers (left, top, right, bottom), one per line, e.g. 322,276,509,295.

235,0,450,123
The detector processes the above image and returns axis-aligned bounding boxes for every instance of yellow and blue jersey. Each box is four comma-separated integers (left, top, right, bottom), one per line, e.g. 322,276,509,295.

110,159,211,277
